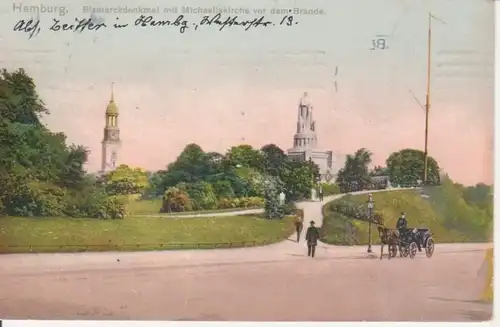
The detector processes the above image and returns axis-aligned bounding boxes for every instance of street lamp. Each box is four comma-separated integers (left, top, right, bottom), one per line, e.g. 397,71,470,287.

367,193,374,253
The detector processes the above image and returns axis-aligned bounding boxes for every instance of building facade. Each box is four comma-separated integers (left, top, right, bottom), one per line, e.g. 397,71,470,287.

286,93,343,183
100,83,121,173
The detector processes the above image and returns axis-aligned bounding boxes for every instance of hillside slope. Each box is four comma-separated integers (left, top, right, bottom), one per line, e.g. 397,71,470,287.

320,183,492,245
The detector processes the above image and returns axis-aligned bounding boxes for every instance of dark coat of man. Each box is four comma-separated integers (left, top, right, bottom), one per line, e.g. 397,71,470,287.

306,223,320,246
396,214,408,229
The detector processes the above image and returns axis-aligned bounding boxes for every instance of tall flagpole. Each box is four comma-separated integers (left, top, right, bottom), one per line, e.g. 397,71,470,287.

423,13,432,184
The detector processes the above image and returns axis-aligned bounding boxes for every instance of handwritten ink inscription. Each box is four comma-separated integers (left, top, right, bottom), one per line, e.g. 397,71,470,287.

12,13,300,39
370,37,388,50
13,19,41,39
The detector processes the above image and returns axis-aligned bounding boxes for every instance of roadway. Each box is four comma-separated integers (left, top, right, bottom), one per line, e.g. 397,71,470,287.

0,190,493,321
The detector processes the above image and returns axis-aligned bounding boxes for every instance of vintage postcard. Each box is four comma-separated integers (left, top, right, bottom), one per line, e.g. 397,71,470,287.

0,0,494,323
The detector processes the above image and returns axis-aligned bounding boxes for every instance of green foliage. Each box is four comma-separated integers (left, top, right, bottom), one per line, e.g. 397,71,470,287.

102,164,150,195
319,183,340,196
260,144,317,202
216,197,264,209
0,69,316,223
370,165,389,177
152,144,248,198
234,166,265,197
62,188,126,219
161,187,192,213
261,144,287,176
336,148,373,193
280,160,317,202
321,184,493,246
126,198,162,215
6,181,66,217
425,176,492,240
263,176,285,219
152,143,316,204
281,202,297,216
386,148,440,186
0,69,124,219
176,181,217,210
320,212,359,246
328,200,384,225
461,182,493,215
1,214,298,253
226,144,265,170
212,180,235,199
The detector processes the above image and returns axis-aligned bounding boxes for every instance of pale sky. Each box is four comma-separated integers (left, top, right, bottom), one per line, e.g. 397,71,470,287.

1,0,494,185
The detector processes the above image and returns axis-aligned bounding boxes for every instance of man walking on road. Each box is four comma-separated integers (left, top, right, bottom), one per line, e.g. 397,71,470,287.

295,217,303,242
318,186,324,202
306,220,320,258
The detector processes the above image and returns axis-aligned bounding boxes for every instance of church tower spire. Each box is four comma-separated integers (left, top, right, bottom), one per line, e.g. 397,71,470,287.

101,82,121,173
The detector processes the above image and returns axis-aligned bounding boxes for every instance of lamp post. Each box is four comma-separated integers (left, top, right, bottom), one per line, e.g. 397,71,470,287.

367,193,374,253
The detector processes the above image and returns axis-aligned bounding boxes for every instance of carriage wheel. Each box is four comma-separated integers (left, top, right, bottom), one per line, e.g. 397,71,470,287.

401,245,409,257
409,242,418,259
389,244,398,258
425,238,435,258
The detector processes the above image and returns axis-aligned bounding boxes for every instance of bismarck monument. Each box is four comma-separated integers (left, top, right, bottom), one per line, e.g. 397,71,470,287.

287,93,343,182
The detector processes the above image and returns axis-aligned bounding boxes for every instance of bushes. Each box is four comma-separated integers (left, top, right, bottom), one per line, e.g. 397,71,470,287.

321,188,492,246
216,197,264,209
281,202,297,216
177,181,217,211
63,189,127,219
320,183,340,196
263,177,285,219
213,180,235,199
320,211,359,245
425,177,492,241
328,200,384,225
160,186,264,213
0,180,126,219
161,187,192,213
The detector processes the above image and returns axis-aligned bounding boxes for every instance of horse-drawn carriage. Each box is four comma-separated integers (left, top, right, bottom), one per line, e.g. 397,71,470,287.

378,226,435,259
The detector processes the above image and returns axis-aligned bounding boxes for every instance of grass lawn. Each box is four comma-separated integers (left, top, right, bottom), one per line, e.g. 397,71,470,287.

126,198,263,216
320,189,488,246
0,214,295,253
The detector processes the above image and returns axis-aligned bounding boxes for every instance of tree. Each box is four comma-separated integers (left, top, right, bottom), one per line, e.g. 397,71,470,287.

370,165,388,177
462,183,493,213
161,187,192,213
102,164,150,195
233,166,265,197
212,180,235,199
261,144,287,176
0,68,48,125
176,181,217,210
154,143,211,190
261,144,318,201
386,148,440,186
0,69,113,217
225,145,265,170
263,176,285,219
280,160,317,202
336,148,373,192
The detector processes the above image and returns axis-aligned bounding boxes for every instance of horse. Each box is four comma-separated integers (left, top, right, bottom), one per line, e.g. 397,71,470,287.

377,226,400,260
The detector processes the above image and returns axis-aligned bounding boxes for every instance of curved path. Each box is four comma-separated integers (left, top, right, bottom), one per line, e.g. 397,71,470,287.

0,189,493,321
137,208,264,218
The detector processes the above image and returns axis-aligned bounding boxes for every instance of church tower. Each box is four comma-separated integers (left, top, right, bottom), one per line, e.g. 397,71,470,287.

101,83,121,173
